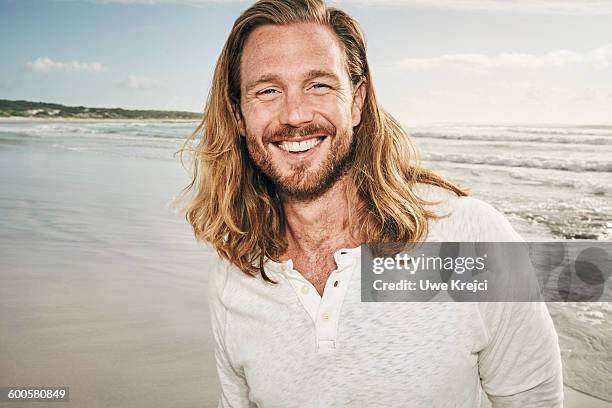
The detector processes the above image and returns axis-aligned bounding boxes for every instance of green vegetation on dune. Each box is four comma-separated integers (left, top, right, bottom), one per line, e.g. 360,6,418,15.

0,99,201,120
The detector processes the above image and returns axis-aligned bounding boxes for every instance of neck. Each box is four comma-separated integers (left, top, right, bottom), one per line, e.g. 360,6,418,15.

278,174,361,260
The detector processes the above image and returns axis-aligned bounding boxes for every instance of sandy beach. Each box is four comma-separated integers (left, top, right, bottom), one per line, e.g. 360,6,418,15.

0,141,219,406
1,121,610,407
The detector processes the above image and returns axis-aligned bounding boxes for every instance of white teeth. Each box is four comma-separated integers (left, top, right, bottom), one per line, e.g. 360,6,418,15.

277,137,323,152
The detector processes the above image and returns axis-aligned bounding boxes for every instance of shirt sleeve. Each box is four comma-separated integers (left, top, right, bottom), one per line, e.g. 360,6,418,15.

462,197,563,407
477,301,563,407
208,260,255,408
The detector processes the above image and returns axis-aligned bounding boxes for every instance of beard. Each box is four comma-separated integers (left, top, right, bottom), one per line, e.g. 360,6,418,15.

245,122,356,201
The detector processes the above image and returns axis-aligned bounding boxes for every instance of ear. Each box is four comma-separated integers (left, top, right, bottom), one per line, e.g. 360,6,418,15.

351,78,367,127
232,104,246,136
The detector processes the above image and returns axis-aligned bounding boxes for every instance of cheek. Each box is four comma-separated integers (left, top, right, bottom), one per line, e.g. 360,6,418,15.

243,105,276,138
318,97,353,124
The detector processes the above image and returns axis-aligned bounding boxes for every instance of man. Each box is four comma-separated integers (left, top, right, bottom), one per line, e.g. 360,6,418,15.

181,0,563,406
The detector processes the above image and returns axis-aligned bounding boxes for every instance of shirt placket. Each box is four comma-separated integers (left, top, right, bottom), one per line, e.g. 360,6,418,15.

282,253,357,353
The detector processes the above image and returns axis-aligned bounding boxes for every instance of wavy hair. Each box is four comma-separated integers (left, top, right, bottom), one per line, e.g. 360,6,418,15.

178,0,467,283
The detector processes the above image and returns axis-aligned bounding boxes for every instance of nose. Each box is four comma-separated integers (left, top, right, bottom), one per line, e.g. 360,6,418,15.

279,89,314,127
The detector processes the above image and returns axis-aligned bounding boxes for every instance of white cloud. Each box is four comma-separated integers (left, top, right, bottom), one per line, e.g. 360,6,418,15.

587,44,612,69
87,0,245,5
394,82,612,124
117,75,163,90
87,0,612,14
398,44,612,72
25,57,109,73
336,0,612,15
77,0,612,14
74,0,612,15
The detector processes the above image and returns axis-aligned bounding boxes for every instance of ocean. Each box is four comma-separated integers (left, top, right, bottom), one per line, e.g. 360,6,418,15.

0,120,610,406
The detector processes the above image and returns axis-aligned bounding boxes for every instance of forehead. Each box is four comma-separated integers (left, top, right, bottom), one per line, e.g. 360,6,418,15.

240,22,348,86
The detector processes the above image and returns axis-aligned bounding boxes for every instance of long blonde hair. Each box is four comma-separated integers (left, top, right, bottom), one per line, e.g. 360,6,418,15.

178,0,467,283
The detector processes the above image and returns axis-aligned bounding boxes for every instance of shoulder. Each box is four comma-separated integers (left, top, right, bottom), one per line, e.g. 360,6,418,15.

208,254,284,313
207,255,233,308
413,183,523,242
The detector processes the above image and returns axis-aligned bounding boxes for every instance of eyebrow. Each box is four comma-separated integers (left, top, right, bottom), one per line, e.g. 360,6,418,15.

304,69,340,82
244,69,341,94
244,74,282,94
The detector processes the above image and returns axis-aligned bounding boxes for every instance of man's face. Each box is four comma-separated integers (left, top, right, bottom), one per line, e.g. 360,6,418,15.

237,22,365,200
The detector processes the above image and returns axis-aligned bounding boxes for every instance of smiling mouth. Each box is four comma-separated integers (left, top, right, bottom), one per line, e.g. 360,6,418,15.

273,136,326,153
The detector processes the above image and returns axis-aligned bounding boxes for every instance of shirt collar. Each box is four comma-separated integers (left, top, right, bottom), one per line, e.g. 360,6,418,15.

265,245,361,276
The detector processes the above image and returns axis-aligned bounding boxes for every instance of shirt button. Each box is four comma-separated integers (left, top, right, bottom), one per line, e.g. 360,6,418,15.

301,285,309,294
321,313,330,321
333,280,339,287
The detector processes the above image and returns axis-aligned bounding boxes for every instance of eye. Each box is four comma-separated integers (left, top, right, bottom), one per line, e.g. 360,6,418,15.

257,88,281,100
308,82,332,95
311,83,330,90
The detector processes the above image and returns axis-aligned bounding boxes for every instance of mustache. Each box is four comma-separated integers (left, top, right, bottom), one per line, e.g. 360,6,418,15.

264,123,336,143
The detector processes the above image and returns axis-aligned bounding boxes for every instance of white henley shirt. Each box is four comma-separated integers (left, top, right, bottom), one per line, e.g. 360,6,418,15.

208,183,563,407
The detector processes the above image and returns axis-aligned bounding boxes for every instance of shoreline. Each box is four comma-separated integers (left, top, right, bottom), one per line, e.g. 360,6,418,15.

0,116,200,123
4,117,612,127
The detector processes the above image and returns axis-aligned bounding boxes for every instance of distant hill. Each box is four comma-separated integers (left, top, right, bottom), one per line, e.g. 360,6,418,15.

0,99,201,120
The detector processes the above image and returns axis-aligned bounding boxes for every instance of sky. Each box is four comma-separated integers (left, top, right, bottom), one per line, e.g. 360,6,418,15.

1,0,612,125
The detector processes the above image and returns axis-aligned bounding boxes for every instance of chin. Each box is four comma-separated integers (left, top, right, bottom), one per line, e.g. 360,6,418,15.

275,167,340,200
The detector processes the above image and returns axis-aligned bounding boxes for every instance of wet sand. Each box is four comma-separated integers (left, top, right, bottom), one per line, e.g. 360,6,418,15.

0,145,220,407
